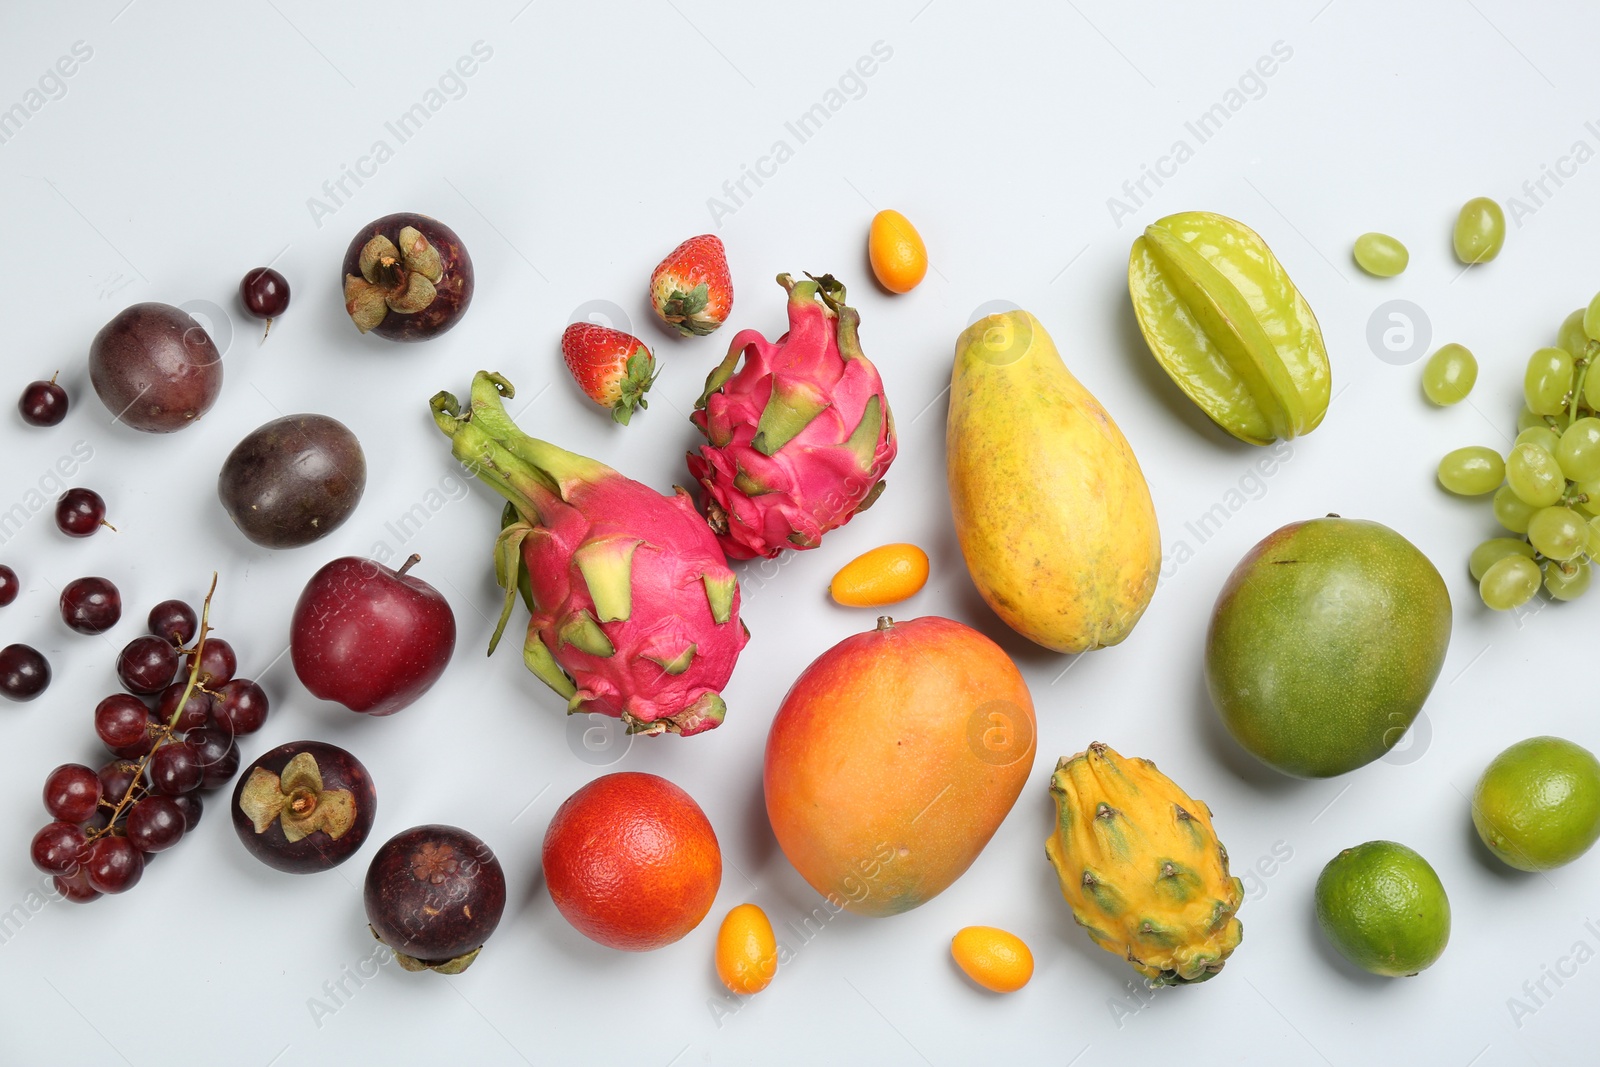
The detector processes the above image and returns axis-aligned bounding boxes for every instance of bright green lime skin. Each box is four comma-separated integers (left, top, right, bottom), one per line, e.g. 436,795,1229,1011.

1205,518,1452,778
1315,840,1450,977
1472,736,1600,871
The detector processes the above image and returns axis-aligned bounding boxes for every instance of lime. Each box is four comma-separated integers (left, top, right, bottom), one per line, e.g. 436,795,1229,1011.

1314,840,1450,977
1472,736,1600,872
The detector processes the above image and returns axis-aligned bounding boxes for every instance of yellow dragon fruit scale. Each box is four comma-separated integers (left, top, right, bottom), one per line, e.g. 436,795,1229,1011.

1046,742,1244,985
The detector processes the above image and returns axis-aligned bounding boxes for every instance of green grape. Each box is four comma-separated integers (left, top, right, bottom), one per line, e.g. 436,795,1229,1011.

1528,505,1587,560
1586,366,1600,412
1421,343,1476,405
1506,443,1566,507
1560,308,1591,359
1436,446,1504,495
1585,291,1600,342
1454,197,1506,264
1557,418,1600,482
1480,555,1541,610
1517,407,1552,434
1545,559,1591,602
1524,347,1574,416
1469,537,1537,582
1493,484,1538,533
1514,426,1560,455
1589,514,1600,557
1353,233,1408,277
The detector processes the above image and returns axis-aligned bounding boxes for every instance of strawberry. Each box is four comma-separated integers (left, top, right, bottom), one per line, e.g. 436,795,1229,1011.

649,234,733,337
560,323,658,425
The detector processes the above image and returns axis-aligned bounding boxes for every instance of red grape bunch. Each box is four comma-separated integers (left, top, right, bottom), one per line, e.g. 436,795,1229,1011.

30,578,272,900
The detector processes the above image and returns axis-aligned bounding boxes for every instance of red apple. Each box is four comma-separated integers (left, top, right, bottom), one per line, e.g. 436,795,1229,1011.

290,555,455,716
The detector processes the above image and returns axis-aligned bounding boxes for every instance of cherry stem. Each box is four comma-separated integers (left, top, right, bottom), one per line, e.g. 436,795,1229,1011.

49,371,59,385
397,554,421,578
261,320,273,343
88,572,219,842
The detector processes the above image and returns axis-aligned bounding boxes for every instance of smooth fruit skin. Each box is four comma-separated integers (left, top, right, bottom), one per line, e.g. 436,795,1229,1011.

542,772,721,951
947,311,1159,653
219,414,367,548
365,825,506,969
1315,840,1450,977
1472,736,1600,871
716,904,778,995
290,557,456,715
951,926,1033,993
868,210,928,294
764,616,1035,917
230,741,377,873
830,543,929,607
1205,518,1451,778
89,303,223,433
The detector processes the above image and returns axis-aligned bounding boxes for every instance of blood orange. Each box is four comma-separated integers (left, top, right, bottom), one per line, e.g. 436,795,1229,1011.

542,772,721,951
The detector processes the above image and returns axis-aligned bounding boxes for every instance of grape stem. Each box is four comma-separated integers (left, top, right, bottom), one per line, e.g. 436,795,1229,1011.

87,573,219,843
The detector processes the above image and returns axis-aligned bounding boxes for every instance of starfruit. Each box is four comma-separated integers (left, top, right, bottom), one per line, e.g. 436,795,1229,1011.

1128,211,1331,445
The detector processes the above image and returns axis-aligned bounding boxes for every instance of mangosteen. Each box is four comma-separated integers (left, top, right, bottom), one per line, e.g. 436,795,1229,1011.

364,824,506,973
341,214,473,342
231,741,375,873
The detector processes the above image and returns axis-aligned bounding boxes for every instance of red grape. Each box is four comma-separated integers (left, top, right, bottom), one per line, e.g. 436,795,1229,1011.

170,792,203,832
0,644,51,701
53,868,101,903
60,577,121,635
212,678,268,735
0,564,17,607
55,488,109,538
126,797,185,853
155,681,211,731
31,822,89,874
189,726,240,788
84,836,143,894
97,759,142,807
117,636,178,695
94,694,154,753
43,763,101,823
147,600,197,645
19,375,69,427
149,741,202,795
184,638,236,686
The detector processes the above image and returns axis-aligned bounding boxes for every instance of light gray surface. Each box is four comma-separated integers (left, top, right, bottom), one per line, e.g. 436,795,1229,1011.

0,1,1593,1064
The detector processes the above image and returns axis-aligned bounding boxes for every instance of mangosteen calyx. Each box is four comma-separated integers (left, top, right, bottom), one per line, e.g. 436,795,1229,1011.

369,926,484,975
343,227,446,332
238,751,357,843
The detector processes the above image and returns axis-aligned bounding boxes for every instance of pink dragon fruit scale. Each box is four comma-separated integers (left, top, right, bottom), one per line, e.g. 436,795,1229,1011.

688,273,897,560
431,372,748,737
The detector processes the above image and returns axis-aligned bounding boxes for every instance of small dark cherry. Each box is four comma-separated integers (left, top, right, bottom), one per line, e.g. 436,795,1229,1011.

0,564,18,607
55,488,113,538
19,373,68,427
240,267,291,338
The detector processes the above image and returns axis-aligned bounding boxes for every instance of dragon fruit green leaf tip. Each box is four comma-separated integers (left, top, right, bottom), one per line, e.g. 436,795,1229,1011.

430,371,749,737
689,273,898,561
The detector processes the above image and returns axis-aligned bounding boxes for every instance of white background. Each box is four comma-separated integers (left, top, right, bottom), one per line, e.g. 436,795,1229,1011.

0,1,1594,1064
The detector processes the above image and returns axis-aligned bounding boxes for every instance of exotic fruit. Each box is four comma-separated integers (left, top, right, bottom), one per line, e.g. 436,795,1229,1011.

342,213,474,342
431,372,748,736
688,274,896,560
1046,743,1244,986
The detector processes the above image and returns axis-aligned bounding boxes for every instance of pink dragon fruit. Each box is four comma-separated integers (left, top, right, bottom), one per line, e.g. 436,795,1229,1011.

688,273,897,560
431,372,748,736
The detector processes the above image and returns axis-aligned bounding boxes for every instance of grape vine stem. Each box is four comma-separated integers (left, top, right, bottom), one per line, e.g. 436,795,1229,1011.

88,573,219,842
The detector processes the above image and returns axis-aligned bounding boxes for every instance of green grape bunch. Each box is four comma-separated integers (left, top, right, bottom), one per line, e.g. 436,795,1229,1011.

1435,294,1600,611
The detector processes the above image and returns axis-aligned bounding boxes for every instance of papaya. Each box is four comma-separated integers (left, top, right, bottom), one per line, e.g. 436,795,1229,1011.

947,311,1160,653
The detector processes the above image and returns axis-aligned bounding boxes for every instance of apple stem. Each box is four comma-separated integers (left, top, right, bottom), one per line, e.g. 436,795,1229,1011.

398,554,421,578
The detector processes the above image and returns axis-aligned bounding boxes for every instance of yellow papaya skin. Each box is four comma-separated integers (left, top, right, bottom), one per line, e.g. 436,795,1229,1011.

946,312,1160,653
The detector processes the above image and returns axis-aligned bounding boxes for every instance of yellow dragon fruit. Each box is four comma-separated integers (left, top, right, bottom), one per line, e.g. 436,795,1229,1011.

688,273,896,560
1046,742,1244,985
